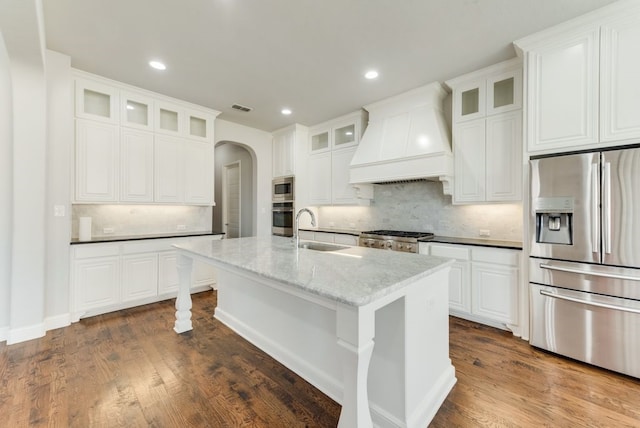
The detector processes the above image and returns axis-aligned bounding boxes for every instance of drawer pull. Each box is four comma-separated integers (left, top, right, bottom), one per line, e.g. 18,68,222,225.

540,290,640,314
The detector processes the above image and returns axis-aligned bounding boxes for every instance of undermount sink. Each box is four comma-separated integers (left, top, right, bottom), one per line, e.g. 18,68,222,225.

298,241,349,252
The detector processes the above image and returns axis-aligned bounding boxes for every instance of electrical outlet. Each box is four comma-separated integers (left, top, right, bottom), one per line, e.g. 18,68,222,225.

177,224,186,231
479,229,491,237
103,227,115,234
53,205,65,217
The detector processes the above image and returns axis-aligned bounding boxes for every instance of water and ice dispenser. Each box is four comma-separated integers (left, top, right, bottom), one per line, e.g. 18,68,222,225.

534,197,573,245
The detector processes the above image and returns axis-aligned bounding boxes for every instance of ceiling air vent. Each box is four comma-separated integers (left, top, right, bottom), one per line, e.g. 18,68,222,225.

231,103,253,113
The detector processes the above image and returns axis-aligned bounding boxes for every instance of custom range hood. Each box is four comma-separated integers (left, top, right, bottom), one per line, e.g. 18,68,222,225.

349,82,453,193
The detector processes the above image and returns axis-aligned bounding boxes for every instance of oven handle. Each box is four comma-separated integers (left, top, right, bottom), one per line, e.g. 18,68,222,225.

272,208,294,213
539,289,640,314
540,262,640,282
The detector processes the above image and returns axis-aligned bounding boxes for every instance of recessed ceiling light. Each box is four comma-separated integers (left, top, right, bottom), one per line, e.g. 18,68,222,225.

149,61,166,70
281,108,292,115
364,70,379,79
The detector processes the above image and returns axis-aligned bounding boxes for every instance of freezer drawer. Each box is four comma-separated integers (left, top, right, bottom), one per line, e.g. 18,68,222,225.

530,283,640,378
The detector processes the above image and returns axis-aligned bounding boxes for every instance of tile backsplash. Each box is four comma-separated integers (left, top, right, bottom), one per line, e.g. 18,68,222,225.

71,205,213,238
318,181,523,241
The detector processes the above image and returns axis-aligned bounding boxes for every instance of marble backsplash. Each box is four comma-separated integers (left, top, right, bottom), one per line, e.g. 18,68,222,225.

71,205,213,239
317,181,523,241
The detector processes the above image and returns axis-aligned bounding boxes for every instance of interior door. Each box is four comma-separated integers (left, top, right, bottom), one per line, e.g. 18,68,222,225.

602,148,640,268
223,161,241,238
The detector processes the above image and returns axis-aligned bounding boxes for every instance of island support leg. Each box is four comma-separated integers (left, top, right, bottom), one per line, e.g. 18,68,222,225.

336,303,375,428
174,253,194,334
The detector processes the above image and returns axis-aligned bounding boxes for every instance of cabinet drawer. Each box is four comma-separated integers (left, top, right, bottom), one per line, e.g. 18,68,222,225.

472,247,519,266
73,243,120,259
430,244,470,261
122,240,170,254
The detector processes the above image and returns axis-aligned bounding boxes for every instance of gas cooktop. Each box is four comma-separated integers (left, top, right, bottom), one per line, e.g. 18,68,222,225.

359,230,434,253
360,230,435,240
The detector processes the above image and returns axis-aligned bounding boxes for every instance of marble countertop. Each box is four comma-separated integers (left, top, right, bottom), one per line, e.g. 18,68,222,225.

70,231,225,245
174,236,453,307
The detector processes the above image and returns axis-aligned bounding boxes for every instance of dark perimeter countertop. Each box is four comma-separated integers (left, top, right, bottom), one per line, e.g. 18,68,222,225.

70,231,225,245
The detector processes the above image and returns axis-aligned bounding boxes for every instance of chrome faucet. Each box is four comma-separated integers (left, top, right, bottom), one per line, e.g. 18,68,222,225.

294,208,316,247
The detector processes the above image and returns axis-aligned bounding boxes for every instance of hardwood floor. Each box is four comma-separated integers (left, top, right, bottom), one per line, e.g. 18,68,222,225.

1,291,638,427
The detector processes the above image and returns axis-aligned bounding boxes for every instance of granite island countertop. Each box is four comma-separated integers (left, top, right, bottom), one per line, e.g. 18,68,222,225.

173,235,453,307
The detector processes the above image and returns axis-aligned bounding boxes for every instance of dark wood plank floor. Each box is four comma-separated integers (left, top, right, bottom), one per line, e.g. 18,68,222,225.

1,291,638,427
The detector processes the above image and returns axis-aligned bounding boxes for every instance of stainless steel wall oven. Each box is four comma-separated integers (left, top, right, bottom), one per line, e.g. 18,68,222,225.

272,202,294,237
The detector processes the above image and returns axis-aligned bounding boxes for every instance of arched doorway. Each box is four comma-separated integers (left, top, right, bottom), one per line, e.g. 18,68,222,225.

213,141,256,237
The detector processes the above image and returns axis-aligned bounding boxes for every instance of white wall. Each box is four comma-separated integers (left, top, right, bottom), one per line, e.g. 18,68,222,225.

44,50,73,327
0,31,13,339
214,119,273,237
1,0,48,343
214,142,255,237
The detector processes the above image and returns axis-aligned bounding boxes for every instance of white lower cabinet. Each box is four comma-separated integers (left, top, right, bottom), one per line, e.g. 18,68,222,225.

420,242,520,332
71,235,222,320
121,253,158,302
74,256,120,311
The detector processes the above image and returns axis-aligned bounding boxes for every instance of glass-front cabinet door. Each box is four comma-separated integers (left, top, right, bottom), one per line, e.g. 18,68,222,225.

155,101,183,136
184,108,213,142
454,80,486,122
121,91,154,130
310,128,330,153
486,69,522,115
75,79,119,123
333,123,357,148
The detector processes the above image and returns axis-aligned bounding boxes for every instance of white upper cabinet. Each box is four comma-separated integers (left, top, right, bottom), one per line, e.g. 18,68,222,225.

73,70,220,205
446,58,523,204
600,11,640,143
272,125,297,178
184,108,215,142
75,119,119,202
183,141,214,205
75,78,119,124
306,110,368,206
121,91,154,131
452,67,521,123
515,2,640,154
120,128,154,203
154,101,184,137
521,27,600,153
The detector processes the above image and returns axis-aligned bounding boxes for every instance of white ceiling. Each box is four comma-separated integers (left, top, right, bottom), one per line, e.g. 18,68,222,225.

43,0,617,132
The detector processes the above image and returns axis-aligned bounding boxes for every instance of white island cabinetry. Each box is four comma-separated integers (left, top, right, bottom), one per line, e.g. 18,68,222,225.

173,236,455,428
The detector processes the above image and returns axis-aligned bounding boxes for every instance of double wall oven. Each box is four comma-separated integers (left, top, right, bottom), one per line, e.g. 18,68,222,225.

272,176,294,237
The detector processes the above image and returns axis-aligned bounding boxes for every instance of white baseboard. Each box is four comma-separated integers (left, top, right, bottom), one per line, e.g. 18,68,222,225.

7,322,46,345
0,326,8,343
45,313,71,332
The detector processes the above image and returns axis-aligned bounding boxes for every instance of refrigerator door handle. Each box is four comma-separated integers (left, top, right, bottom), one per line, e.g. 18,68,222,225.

591,162,600,254
603,162,612,254
539,262,640,281
540,290,640,315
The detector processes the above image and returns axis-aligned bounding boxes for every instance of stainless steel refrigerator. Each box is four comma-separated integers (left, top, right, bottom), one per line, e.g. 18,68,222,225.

530,147,640,378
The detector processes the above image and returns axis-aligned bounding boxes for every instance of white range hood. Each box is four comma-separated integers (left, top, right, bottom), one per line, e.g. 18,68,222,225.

349,82,453,193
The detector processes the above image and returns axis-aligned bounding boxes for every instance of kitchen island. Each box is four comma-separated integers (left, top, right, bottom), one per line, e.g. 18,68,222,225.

173,236,455,428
